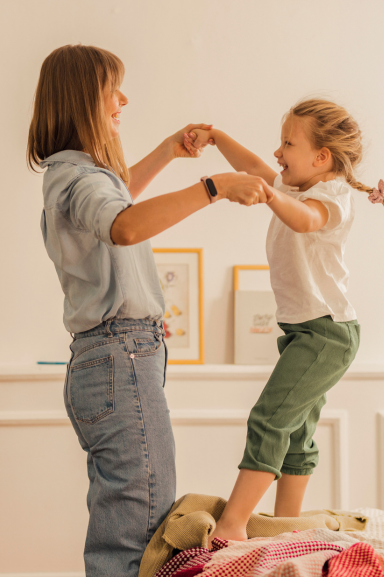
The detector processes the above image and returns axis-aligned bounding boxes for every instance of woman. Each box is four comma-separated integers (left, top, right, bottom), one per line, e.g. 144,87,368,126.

27,44,267,577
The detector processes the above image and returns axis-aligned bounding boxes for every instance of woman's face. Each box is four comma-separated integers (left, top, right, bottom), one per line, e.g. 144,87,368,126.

104,84,128,139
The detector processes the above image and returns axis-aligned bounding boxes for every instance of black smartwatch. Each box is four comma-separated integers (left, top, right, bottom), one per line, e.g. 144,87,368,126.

200,176,218,201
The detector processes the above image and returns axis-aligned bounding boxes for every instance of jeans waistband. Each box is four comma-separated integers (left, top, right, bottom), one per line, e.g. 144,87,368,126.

73,318,164,339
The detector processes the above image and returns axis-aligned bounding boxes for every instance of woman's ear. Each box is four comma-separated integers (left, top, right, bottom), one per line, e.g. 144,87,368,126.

314,147,332,168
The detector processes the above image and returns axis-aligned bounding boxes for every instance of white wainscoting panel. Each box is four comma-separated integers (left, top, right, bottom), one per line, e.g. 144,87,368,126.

171,409,348,511
0,419,88,574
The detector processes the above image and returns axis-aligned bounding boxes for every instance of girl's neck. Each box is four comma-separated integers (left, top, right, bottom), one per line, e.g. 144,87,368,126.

298,170,337,192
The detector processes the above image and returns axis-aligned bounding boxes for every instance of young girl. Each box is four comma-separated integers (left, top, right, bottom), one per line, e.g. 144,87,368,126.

184,99,379,543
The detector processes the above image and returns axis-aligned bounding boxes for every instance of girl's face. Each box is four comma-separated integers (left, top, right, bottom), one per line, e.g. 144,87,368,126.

104,84,128,139
274,116,331,189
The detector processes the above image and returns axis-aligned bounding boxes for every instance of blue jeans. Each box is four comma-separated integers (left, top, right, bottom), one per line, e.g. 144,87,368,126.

64,318,176,577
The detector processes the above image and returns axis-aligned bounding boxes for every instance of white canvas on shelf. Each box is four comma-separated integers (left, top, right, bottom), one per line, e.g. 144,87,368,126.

234,290,284,365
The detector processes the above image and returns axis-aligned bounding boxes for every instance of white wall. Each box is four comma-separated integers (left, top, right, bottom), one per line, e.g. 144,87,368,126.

1,0,384,365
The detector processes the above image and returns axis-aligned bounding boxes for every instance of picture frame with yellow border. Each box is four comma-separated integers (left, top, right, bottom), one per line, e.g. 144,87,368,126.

153,248,204,364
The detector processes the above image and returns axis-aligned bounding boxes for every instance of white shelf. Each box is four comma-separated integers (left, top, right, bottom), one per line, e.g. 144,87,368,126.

1,362,384,381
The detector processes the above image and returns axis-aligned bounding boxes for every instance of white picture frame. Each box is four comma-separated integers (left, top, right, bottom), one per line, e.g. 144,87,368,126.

234,265,283,365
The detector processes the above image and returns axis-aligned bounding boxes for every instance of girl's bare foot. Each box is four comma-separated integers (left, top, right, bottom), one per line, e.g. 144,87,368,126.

207,520,248,548
207,470,274,548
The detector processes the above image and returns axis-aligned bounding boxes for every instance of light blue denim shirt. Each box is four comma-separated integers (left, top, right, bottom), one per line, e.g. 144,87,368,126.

40,150,165,333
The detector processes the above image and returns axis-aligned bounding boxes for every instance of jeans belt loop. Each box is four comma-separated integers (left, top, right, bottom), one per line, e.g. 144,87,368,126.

156,320,165,336
105,319,113,337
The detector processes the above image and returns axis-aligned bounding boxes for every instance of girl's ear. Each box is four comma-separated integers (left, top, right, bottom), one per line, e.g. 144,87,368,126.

314,147,332,167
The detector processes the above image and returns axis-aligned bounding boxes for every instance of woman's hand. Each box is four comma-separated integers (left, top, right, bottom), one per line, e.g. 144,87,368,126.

211,172,274,205
167,124,213,159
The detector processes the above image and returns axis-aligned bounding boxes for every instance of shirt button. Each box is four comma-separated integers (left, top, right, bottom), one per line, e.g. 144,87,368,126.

130,354,135,359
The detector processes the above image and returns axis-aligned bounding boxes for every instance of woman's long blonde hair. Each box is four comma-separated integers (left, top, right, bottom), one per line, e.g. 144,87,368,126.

27,44,129,184
286,98,373,195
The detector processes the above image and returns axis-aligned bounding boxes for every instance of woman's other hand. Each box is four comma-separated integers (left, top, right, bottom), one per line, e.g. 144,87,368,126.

167,123,213,159
212,173,274,206
184,129,215,155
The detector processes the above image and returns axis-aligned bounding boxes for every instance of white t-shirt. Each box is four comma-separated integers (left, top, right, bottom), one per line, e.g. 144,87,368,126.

266,174,357,324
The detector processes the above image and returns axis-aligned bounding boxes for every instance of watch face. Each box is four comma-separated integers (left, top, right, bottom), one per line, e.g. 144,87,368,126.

206,178,218,197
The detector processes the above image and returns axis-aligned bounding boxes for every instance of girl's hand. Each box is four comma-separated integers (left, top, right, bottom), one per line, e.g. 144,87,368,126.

167,124,213,159
184,129,215,155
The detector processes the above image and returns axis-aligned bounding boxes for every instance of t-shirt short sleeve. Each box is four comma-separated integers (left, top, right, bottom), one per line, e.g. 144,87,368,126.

296,187,349,231
68,171,132,246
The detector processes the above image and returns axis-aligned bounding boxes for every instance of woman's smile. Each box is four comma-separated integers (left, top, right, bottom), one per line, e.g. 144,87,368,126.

104,87,128,138
112,111,121,124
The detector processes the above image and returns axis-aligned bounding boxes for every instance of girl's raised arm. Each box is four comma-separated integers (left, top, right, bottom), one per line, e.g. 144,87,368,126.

184,129,278,185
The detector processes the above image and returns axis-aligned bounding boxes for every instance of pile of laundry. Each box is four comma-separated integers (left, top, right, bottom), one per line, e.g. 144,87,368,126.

153,530,382,577
139,494,384,577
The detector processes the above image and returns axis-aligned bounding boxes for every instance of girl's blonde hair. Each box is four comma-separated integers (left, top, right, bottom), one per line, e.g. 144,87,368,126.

286,98,373,195
27,44,129,184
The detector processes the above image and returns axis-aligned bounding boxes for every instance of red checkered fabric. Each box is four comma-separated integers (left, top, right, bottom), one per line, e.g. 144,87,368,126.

203,539,344,577
155,539,228,577
173,565,205,576
325,542,384,577
155,540,227,577
154,548,214,577
156,536,345,577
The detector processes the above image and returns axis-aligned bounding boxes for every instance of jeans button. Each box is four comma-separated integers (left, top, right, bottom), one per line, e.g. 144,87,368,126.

130,354,135,359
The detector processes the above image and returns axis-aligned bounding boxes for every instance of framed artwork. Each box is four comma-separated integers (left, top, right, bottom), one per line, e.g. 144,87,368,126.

153,249,204,364
233,265,283,365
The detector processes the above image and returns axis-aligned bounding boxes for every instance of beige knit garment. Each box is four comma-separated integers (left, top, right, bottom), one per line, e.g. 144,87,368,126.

139,494,368,577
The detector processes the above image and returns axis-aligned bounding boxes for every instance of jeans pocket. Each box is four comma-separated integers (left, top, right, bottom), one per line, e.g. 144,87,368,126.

130,332,162,357
69,355,114,424
134,337,161,354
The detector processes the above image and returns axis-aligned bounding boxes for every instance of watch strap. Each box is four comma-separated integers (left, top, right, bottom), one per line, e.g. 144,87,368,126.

200,176,218,203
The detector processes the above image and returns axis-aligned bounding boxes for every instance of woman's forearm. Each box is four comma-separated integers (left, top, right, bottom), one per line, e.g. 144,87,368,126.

212,129,277,185
268,189,328,233
111,182,211,245
128,138,173,199
111,171,273,245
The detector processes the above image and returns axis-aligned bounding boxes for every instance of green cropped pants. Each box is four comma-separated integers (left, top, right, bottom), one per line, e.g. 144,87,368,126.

239,316,360,479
